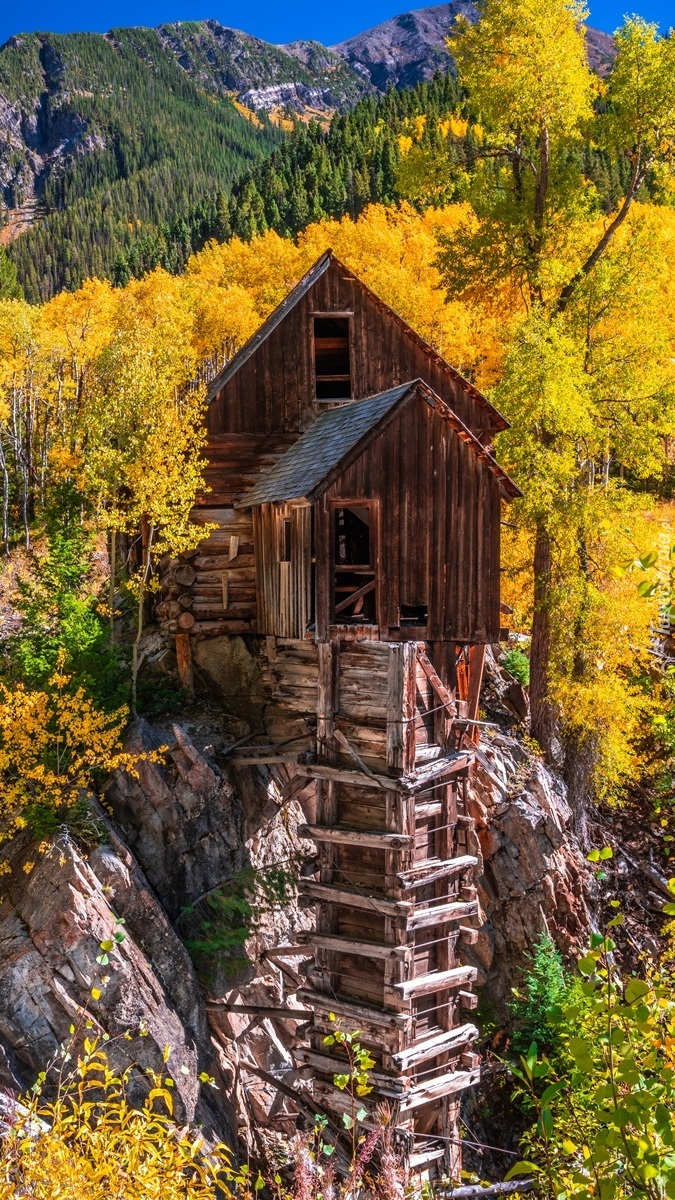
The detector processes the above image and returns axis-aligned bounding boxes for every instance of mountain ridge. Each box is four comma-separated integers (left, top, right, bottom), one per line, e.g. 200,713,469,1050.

0,5,617,300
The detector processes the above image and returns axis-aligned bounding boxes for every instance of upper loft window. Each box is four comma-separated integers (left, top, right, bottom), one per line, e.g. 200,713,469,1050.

313,316,352,400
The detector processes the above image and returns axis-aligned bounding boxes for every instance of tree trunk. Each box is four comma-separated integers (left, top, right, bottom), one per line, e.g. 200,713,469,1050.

109,528,116,649
529,522,558,759
131,525,154,718
563,730,594,850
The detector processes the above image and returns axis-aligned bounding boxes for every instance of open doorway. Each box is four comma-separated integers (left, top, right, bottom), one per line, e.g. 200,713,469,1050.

332,503,377,624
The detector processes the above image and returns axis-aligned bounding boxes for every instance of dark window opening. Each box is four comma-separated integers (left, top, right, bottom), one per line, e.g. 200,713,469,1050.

333,505,376,624
279,517,292,563
314,316,351,400
400,604,428,627
335,505,371,566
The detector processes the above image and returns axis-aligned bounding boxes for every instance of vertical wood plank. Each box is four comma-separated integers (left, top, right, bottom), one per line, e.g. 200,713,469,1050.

175,633,194,698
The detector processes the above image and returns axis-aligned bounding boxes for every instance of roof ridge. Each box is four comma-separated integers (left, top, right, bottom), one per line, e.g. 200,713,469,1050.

204,249,508,433
236,379,520,508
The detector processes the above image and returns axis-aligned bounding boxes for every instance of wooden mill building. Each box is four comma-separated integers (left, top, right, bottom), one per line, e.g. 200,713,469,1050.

158,251,521,1175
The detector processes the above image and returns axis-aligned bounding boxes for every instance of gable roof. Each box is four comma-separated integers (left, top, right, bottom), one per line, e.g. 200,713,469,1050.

237,380,521,508
206,250,509,433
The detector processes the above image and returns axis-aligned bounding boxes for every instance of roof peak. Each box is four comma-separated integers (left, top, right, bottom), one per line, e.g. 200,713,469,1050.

205,249,508,433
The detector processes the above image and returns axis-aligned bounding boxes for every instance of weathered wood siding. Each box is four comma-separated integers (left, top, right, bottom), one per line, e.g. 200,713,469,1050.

313,393,501,643
207,258,499,440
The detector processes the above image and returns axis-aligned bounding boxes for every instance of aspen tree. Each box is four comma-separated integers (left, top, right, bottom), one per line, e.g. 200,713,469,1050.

438,3,675,825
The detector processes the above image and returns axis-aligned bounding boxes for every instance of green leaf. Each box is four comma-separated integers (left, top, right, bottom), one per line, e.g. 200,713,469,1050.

578,954,597,976
343,1114,354,1129
504,1162,541,1180
323,1144,335,1156
638,551,658,569
599,847,613,860
625,979,650,1004
356,1107,368,1121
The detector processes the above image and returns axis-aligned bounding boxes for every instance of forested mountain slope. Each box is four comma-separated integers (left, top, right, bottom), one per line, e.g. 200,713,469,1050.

0,5,617,300
0,28,288,299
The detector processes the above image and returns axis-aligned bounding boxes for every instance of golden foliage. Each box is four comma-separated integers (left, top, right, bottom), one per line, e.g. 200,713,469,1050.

0,1041,233,1200
0,651,155,846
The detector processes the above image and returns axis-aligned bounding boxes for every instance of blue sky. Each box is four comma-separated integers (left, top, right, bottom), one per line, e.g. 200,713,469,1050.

0,0,672,52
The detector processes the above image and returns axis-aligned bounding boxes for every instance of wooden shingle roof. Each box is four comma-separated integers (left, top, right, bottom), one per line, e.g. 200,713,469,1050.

237,380,521,507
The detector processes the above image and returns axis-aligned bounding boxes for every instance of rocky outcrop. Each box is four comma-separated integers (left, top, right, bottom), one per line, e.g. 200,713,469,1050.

238,83,341,114
331,1,616,90
104,715,315,1142
0,821,232,1141
467,731,595,1011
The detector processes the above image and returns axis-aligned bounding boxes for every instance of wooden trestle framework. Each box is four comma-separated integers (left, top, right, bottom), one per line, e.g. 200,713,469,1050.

255,634,485,1175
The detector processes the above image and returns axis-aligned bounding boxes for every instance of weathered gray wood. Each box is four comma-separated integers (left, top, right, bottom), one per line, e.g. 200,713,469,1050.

299,824,413,850
302,932,411,962
399,1066,481,1111
295,762,401,792
408,900,478,930
296,987,410,1030
392,1023,478,1070
297,879,412,917
392,965,478,1000
397,854,477,890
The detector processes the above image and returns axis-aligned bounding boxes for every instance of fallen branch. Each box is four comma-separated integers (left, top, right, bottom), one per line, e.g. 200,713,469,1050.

617,846,672,902
437,1181,536,1199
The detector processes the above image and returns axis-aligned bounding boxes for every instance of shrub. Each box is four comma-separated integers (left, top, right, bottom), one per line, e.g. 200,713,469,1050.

509,931,569,1054
502,647,531,687
0,1040,234,1199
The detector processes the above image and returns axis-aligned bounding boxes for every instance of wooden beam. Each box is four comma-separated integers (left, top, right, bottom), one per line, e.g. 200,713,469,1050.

299,824,413,851
262,945,313,959
392,1023,478,1070
295,762,401,792
229,752,301,766
417,649,456,715
206,1004,313,1018
301,932,411,962
296,987,410,1031
391,965,478,1000
334,728,384,785
294,1048,406,1094
298,879,412,918
408,900,478,930
396,855,477,890
459,990,479,1010
334,577,376,616
175,632,194,697
399,1066,480,1111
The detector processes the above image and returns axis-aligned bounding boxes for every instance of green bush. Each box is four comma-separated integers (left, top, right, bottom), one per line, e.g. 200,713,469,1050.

509,931,569,1053
502,646,531,686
